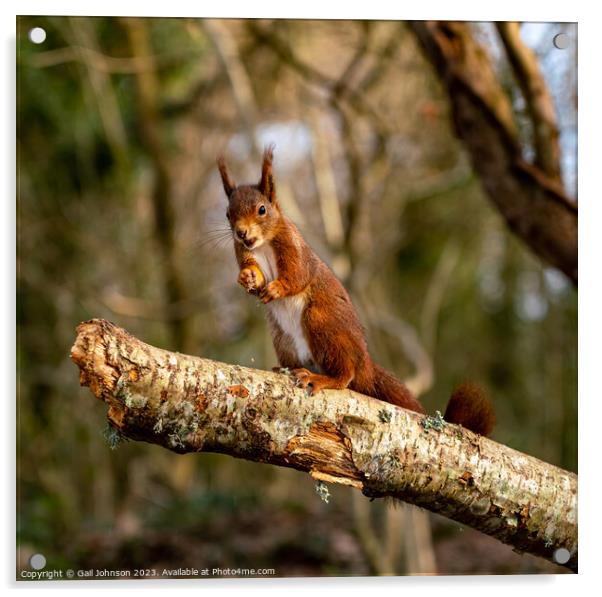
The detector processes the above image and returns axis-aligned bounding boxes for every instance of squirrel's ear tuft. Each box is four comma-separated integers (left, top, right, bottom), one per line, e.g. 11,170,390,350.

217,155,236,199
258,144,276,203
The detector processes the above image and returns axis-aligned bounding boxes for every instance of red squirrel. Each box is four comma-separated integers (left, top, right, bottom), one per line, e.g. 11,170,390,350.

217,146,495,436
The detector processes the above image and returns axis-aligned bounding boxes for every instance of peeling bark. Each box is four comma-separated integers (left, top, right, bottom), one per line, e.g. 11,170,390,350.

409,21,577,285
71,319,577,572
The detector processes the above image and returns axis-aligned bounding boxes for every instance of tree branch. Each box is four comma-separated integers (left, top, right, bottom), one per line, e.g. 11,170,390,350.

247,21,389,134
71,318,577,572
409,21,577,285
496,22,563,183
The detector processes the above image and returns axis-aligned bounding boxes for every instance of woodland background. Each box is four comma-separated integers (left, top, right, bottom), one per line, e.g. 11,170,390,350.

17,17,577,576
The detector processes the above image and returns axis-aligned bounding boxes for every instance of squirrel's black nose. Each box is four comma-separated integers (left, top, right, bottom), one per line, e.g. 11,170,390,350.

236,228,247,240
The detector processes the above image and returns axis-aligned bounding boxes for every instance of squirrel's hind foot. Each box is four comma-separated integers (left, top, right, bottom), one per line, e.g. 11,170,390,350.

291,368,352,396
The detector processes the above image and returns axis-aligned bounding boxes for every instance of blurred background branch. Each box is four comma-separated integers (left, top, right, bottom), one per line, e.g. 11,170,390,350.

496,22,563,183
409,21,577,285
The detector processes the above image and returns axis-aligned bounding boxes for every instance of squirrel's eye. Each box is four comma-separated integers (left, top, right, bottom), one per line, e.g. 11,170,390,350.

258,205,267,216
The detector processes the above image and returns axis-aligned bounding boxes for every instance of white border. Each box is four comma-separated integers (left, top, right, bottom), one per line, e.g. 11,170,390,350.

5,0,584,21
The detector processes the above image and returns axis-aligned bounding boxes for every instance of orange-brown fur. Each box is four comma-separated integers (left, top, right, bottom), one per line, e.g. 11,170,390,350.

217,146,495,435
444,382,496,436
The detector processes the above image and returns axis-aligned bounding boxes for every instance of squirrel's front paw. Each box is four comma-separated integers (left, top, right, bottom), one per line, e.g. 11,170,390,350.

260,280,285,303
238,266,265,294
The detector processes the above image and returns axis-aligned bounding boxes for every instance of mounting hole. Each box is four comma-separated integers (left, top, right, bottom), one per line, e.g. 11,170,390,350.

553,547,570,564
28,27,46,44
553,33,569,50
29,553,47,570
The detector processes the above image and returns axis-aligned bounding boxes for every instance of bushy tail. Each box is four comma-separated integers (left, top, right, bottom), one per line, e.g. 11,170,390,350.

362,365,495,437
443,381,496,436
367,363,426,414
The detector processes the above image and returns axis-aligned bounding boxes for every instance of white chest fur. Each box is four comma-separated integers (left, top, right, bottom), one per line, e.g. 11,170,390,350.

253,244,313,366
253,244,279,284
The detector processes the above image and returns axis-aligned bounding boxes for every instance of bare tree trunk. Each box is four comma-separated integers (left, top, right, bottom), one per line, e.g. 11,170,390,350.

409,21,577,285
351,491,395,575
71,318,577,572
123,18,193,353
403,505,438,574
